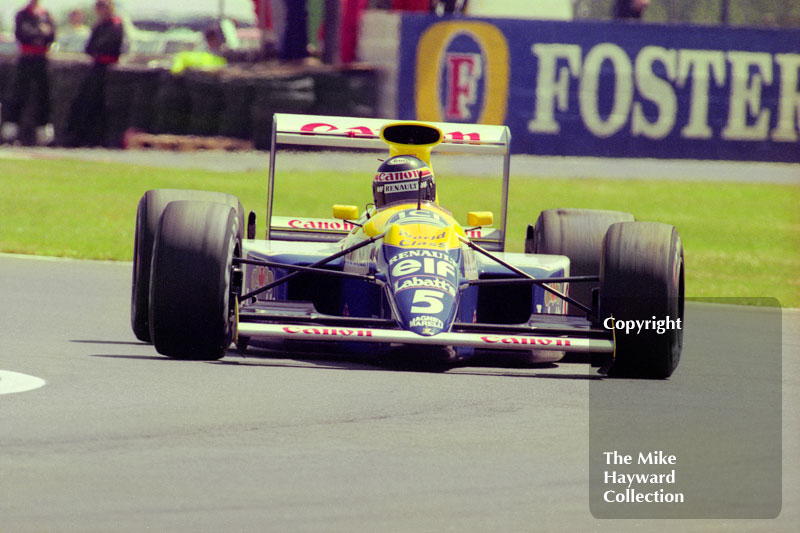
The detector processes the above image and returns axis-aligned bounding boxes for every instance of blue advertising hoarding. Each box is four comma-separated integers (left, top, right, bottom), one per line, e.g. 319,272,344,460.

396,15,800,162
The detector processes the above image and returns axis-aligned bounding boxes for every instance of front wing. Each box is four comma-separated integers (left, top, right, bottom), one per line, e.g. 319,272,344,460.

236,321,613,353
235,300,613,354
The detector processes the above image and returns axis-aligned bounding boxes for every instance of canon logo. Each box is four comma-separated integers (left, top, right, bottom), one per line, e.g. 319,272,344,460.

480,335,571,346
282,326,373,337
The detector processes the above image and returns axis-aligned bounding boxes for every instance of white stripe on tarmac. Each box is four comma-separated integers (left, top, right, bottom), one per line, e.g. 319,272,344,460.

0,370,46,395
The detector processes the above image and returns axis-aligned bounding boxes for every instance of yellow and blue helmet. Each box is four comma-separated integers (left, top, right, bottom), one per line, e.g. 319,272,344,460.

372,156,436,208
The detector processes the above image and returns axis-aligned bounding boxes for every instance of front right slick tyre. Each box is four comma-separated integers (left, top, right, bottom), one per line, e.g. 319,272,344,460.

599,221,685,379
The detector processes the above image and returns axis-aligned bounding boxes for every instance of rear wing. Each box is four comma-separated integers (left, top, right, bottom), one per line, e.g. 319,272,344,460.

267,113,511,250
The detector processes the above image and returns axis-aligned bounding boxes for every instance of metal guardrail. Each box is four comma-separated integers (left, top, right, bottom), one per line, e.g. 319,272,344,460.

574,0,800,28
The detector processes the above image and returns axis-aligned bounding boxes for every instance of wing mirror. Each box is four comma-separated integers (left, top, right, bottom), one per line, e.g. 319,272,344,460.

333,205,359,221
467,211,493,227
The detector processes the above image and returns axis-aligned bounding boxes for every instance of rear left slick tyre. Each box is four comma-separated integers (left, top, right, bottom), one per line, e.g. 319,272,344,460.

600,221,684,379
529,208,635,316
149,201,240,360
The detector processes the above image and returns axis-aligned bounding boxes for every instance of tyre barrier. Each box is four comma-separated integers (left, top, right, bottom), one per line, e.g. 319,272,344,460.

185,70,224,137
0,57,15,110
217,72,256,140
0,57,378,149
250,75,316,150
311,66,379,118
152,70,191,135
105,65,161,148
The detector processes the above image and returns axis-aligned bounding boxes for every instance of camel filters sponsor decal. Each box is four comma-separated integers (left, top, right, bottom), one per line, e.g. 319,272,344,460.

385,244,461,336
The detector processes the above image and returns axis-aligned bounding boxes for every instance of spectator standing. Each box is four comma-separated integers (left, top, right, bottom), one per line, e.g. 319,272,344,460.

56,9,91,53
277,0,310,61
339,0,367,63
66,0,124,147
612,0,650,20
1,0,56,146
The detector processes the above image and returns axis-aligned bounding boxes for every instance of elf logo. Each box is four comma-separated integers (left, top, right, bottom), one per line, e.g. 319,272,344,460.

416,21,509,125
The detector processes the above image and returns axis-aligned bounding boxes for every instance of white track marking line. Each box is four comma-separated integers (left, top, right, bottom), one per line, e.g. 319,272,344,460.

0,370,46,395
0,252,131,266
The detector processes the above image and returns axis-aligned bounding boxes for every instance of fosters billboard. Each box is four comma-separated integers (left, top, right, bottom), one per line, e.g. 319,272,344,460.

396,17,800,162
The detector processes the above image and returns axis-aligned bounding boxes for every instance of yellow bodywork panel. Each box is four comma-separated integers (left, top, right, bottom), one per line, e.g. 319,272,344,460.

467,211,494,227
361,202,467,242
332,205,359,221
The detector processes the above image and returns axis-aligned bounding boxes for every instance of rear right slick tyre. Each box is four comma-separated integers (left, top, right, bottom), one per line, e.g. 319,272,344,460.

599,221,684,379
131,189,244,342
149,201,240,360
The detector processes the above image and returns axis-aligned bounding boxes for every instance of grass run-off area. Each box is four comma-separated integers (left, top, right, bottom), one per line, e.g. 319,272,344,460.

1,157,798,307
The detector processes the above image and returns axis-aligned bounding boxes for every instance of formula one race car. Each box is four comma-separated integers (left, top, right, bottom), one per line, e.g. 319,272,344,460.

131,114,684,378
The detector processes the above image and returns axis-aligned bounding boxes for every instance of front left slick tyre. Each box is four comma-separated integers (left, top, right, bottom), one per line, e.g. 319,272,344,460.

131,189,244,342
149,201,240,360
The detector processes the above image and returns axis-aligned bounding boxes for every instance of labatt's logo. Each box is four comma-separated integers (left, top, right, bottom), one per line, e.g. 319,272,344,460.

393,275,457,297
416,21,509,124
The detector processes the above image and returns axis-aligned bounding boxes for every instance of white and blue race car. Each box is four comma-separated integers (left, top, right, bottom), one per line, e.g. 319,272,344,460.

131,114,684,378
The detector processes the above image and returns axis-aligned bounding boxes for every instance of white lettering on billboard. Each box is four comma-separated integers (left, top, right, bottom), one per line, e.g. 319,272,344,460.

527,42,800,143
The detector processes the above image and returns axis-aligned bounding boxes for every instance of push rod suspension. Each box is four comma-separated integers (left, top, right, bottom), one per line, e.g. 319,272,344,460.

239,232,385,301
468,275,598,286
459,236,595,317
234,257,376,282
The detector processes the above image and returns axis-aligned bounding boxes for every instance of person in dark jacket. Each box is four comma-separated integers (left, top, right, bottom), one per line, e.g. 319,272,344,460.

279,0,310,62
612,0,650,20
66,0,124,147
1,0,56,145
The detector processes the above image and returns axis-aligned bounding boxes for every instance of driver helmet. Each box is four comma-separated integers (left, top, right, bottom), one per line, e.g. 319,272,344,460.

372,156,436,208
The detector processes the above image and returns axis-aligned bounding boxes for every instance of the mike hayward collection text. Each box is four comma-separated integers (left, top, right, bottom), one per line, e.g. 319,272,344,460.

602,450,685,504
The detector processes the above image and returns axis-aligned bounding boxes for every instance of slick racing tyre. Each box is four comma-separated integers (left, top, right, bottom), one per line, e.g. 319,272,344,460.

599,221,684,379
528,208,634,316
149,201,240,360
131,189,244,342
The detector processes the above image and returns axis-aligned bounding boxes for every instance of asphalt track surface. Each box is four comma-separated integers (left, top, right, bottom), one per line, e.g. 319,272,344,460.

1,253,798,532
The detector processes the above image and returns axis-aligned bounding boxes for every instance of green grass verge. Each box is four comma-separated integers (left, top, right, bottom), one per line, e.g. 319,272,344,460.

1,157,798,307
